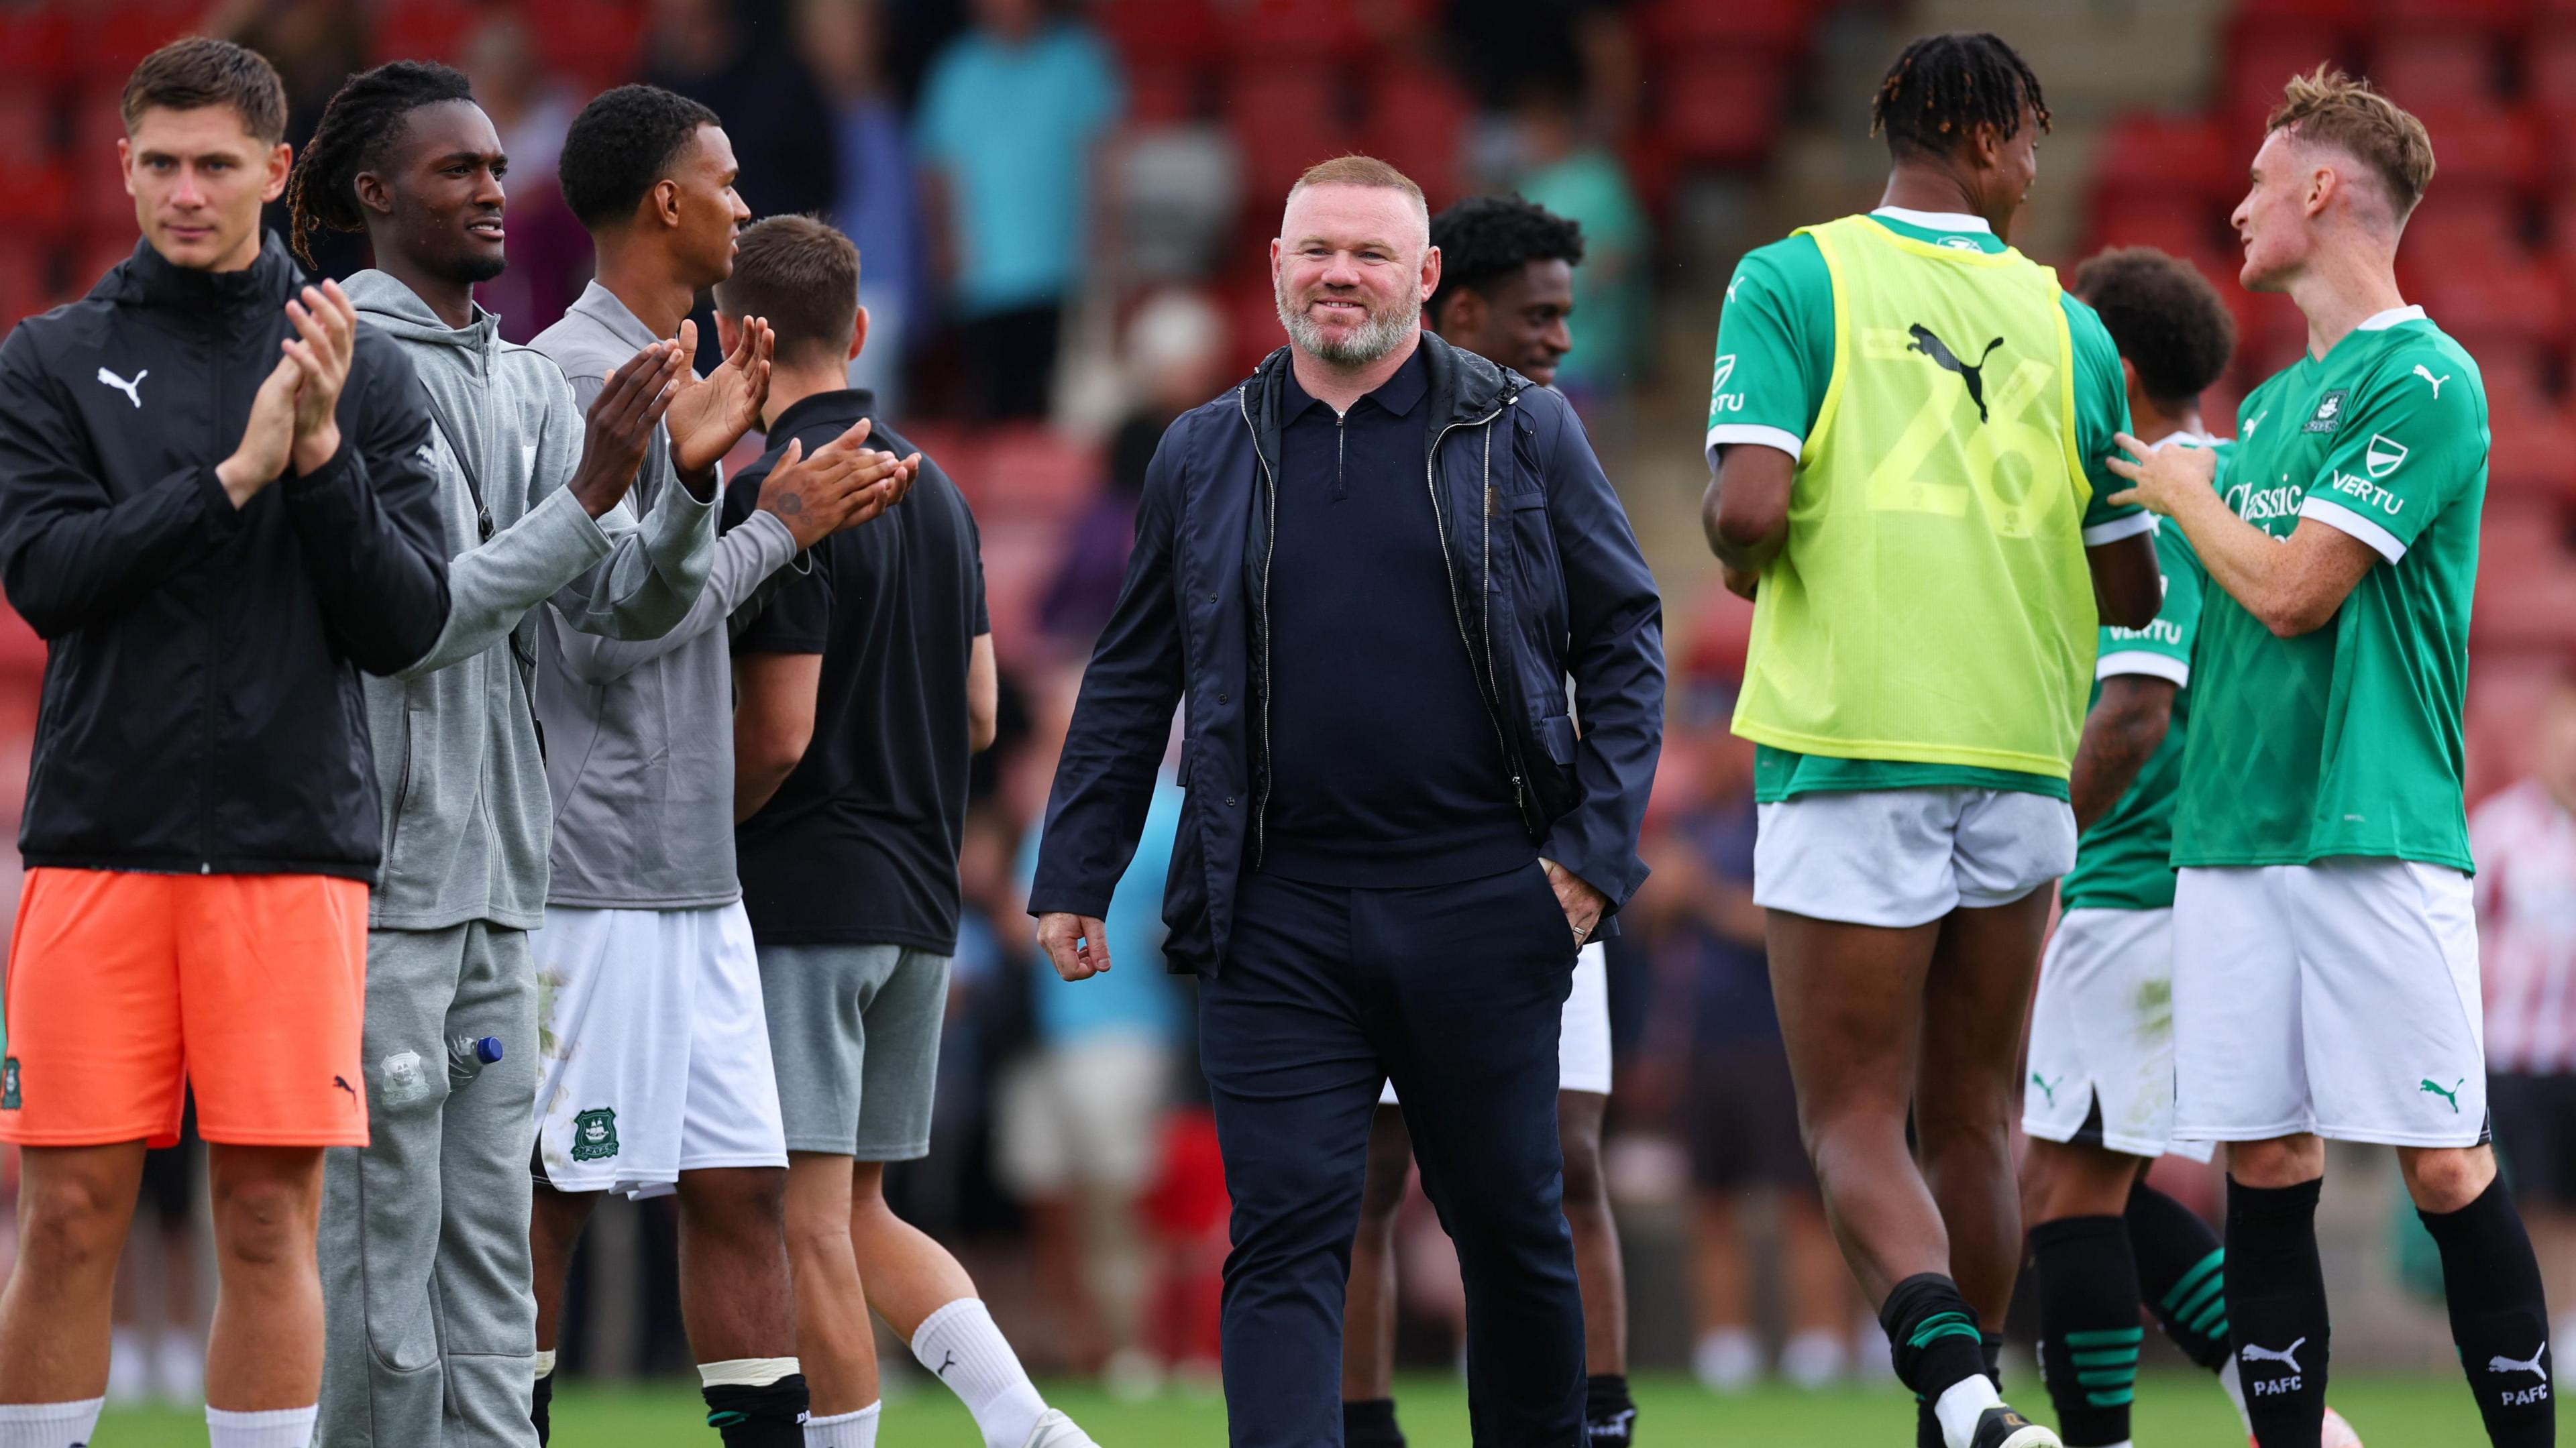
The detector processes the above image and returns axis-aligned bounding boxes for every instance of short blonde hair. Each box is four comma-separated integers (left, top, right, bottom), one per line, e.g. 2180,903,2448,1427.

1286,154,1429,225
2267,66,2437,221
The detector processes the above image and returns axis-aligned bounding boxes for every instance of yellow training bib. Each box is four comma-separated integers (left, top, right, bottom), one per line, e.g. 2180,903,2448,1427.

1732,215,2100,778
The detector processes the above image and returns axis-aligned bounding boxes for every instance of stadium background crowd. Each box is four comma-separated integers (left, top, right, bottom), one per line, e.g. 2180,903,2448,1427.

1,0,2575,1412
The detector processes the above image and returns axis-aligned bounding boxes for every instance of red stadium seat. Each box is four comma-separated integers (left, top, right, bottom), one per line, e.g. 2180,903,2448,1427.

2364,34,2502,108
2221,25,2348,125
1655,52,1788,168
976,428,1101,526
2091,113,2238,201
1222,0,1366,65
1124,64,1202,127
1094,0,1221,72
2487,406,2574,509
1226,70,1354,215
78,1,197,80
1638,0,1815,53
2086,197,2229,262
0,9,69,84
2373,0,2531,37
526,0,645,87
372,0,481,66
2403,105,2540,194
1360,65,1470,208
2233,0,2357,26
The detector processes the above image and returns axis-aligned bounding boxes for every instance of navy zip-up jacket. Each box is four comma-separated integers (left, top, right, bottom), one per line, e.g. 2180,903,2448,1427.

1031,332,1664,976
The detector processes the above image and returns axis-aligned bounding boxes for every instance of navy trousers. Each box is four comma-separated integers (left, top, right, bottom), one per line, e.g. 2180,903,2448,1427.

1198,860,1585,1447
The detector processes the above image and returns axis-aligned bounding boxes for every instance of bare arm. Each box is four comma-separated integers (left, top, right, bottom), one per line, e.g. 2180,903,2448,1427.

733,651,822,823
2108,435,2377,637
2086,530,2163,630
1701,443,1792,575
968,631,997,753
2068,674,2177,832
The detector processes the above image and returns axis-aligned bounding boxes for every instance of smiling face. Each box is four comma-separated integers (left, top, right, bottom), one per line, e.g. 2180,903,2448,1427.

367,99,508,285
2231,126,2325,294
666,123,750,288
1270,182,1437,368
121,104,291,272
1441,258,1576,385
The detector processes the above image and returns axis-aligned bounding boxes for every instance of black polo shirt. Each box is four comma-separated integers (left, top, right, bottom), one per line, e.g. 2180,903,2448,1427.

1262,346,1531,887
724,389,988,953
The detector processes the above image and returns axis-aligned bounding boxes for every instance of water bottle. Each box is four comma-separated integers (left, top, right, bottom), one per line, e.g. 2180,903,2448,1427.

447,1035,504,1089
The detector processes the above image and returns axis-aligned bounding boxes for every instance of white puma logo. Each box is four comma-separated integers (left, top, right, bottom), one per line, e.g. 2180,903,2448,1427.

2242,1337,2306,1374
2414,364,2450,398
2489,1344,2548,1378
95,366,146,408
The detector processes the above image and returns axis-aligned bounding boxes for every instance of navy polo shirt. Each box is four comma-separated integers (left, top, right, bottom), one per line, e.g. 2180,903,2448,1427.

1262,345,1532,887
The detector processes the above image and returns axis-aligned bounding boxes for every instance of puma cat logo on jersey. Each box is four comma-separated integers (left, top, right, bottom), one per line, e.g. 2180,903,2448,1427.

1907,324,2004,423
95,366,146,408
2414,364,2451,398
2421,1076,2464,1113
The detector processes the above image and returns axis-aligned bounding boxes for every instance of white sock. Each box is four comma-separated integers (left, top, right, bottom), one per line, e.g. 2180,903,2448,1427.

1932,1372,2002,1448
805,1402,881,1447
0,1398,104,1448
909,1298,1045,1448
534,1347,557,1381
205,1404,318,1448
2216,1354,2252,1431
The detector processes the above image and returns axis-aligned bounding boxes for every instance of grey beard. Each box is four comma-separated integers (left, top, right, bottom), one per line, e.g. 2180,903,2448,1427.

1276,288,1419,368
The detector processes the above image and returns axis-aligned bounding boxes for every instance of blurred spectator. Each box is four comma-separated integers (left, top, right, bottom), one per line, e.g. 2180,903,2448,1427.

2472,673,2576,1353
215,0,371,278
1443,0,1639,134
797,0,927,412
1640,692,1858,1391
1040,289,1229,647
461,13,591,341
1002,767,1185,1382
916,0,1122,421
1505,83,1649,400
641,0,840,221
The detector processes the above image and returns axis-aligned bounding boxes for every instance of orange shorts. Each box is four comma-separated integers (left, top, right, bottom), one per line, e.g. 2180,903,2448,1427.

0,867,369,1148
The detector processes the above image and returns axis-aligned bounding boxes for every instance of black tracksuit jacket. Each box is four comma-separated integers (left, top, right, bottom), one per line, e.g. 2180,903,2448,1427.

0,234,450,881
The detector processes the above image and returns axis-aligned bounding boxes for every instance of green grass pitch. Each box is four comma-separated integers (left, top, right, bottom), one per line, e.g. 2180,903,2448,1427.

89,1370,2507,1445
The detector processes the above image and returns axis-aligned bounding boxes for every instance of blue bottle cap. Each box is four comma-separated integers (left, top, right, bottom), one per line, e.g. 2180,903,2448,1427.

476,1036,504,1064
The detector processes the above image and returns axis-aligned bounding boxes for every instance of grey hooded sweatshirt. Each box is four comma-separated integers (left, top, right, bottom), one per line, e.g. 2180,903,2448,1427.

531,282,800,911
347,270,719,933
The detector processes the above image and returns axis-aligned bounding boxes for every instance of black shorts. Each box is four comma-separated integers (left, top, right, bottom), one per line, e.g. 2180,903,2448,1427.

136,1095,201,1228
1687,1046,1814,1192
2490,1072,2576,1207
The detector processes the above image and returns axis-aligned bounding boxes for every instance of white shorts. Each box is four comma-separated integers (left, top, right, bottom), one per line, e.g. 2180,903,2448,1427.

1753,787,2078,928
1382,940,1609,1106
996,1031,1175,1196
2023,907,2212,1163
2171,860,2487,1148
531,902,789,1196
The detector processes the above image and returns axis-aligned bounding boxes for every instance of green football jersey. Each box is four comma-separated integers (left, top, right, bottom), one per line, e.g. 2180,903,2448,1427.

1707,207,2145,802
2171,309,2485,873
2061,439,2224,913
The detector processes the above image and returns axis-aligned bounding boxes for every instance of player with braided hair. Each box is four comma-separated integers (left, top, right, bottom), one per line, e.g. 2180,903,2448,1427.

1703,30,2160,1448
284,60,903,1448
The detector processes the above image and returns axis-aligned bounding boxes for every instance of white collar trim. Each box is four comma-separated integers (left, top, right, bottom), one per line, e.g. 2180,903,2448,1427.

2357,304,2427,331
1872,206,1994,235
2147,429,2214,452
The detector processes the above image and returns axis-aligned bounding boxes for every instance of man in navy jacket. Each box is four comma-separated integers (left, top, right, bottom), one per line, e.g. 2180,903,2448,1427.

1032,156,1663,1448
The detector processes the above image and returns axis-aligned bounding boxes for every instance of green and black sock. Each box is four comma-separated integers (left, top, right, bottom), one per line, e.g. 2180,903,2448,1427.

2128,1180,2233,1372
2031,1215,2144,1448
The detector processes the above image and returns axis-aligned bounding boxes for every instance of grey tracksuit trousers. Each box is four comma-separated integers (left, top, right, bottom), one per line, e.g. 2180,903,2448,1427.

318,923,540,1448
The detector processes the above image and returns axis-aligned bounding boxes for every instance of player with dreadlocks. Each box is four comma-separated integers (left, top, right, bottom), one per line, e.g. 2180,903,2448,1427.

1701,32,2159,1448
285,60,899,1448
